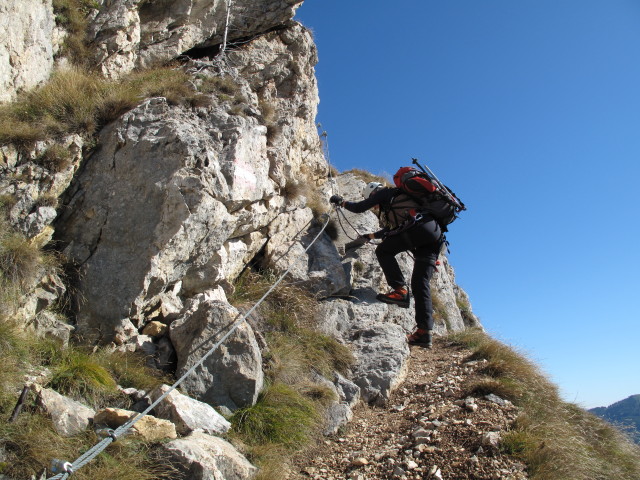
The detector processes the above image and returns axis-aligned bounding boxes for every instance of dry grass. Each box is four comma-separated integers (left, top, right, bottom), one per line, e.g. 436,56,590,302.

52,0,97,65
0,412,177,480
449,329,640,480
306,187,330,219
0,67,237,147
0,209,62,315
343,168,391,187
0,232,42,290
431,289,450,329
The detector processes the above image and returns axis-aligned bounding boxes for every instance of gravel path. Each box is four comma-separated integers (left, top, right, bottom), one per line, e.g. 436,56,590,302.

289,338,529,480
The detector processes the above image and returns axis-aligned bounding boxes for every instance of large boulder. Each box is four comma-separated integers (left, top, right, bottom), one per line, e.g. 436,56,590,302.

53,21,327,344
56,97,261,341
170,295,263,411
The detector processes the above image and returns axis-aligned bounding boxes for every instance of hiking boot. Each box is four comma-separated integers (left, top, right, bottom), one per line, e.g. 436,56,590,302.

408,328,433,348
376,287,410,308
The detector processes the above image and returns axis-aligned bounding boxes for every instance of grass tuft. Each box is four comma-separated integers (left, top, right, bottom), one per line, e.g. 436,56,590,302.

52,0,98,65
0,232,42,289
0,317,177,477
0,211,62,314
48,349,118,403
0,411,176,480
343,168,390,187
232,382,319,449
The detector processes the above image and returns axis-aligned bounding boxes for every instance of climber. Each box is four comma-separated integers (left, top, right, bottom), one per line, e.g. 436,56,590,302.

330,179,443,349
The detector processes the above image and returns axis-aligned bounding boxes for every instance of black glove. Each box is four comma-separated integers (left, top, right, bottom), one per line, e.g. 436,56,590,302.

329,195,344,206
359,233,372,241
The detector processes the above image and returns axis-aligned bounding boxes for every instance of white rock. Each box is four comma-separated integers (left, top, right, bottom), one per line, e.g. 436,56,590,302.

163,430,256,480
33,387,94,437
149,384,231,435
0,0,58,102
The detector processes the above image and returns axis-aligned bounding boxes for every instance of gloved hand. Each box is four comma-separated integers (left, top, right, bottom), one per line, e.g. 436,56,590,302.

329,194,344,206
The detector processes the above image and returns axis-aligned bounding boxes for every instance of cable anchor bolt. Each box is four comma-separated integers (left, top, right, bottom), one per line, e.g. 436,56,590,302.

51,459,74,474
95,427,118,441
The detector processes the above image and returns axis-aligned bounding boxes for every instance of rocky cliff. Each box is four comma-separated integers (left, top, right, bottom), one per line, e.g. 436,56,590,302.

0,0,480,476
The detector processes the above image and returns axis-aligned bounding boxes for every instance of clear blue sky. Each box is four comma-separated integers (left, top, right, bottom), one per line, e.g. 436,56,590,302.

295,0,640,409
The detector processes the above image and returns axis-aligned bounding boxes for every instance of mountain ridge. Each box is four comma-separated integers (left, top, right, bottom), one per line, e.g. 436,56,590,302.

590,394,640,444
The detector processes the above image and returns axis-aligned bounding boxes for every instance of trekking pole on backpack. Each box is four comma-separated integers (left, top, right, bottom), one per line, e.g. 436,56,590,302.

411,158,466,211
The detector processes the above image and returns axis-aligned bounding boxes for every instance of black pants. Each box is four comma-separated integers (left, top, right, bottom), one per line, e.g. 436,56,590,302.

375,220,441,331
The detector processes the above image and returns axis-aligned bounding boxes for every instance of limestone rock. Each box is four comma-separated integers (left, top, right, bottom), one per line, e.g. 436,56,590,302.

14,273,66,324
323,402,353,436
94,407,177,441
149,384,231,435
481,431,502,449
349,324,410,405
29,311,74,347
56,97,240,341
88,0,304,78
163,430,257,480
265,220,351,298
0,0,60,102
170,295,263,411
142,321,168,337
34,387,94,437
334,372,361,407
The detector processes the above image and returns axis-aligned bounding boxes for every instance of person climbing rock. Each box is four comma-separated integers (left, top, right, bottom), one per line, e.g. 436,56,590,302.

330,178,443,349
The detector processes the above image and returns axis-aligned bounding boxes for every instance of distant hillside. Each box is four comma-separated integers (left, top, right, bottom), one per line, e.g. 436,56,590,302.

590,395,640,444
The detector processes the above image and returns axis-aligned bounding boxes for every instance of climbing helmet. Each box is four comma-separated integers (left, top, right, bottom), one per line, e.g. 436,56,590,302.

362,181,383,199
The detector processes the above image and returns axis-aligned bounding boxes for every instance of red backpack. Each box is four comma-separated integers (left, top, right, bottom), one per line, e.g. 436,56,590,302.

388,165,465,231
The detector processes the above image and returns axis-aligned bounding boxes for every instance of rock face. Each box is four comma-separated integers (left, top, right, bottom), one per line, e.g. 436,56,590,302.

54,20,326,343
88,0,305,78
0,0,60,103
